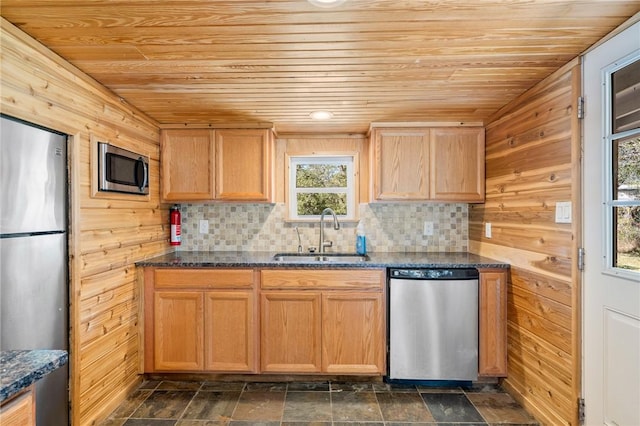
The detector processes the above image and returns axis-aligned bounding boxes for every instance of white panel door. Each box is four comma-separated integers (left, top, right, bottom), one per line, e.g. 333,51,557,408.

583,21,640,426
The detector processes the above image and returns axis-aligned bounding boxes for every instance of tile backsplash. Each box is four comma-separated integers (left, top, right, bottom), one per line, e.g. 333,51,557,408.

177,202,468,253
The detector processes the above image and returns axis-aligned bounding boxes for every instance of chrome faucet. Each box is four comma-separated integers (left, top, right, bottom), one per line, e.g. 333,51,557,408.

318,207,340,253
295,226,303,253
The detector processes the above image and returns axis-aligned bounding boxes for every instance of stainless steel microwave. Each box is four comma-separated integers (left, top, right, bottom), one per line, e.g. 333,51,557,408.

98,142,149,195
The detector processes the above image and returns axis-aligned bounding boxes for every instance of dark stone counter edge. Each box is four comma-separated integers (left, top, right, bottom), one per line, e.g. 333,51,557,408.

0,350,68,403
136,251,509,269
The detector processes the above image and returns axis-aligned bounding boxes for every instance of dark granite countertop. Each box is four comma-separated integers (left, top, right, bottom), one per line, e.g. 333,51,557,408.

137,251,508,269
0,350,68,403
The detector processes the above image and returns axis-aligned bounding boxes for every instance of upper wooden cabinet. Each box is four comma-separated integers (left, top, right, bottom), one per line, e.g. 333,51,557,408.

161,129,215,201
370,128,430,201
160,128,273,202
370,126,485,202
215,129,272,201
430,127,485,202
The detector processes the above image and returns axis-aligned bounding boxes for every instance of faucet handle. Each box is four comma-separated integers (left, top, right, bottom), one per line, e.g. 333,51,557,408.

322,240,333,248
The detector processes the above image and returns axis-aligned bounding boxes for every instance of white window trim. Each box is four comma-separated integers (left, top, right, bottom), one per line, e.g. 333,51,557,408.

285,153,359,221
602,51,640,279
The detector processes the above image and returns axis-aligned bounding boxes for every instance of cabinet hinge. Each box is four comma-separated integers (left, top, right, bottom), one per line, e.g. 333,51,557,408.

577,96,585,119
578,247,585,271
578,397,585,424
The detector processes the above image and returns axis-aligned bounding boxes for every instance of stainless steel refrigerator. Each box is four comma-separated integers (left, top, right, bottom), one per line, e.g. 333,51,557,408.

0,115,69,425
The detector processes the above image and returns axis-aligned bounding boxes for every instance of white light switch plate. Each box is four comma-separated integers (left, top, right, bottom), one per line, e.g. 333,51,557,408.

423,221,434,236
485,222,492,238
555,201,572,223
199,219,209,234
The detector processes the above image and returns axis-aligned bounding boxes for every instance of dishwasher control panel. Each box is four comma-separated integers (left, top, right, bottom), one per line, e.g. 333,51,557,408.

389,268,478,280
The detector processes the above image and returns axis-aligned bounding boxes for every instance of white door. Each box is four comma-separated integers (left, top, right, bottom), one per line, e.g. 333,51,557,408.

583,21,640,426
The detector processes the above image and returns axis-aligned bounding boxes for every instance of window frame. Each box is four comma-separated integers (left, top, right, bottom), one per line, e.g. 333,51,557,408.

603,52,640,278
285,152,359,221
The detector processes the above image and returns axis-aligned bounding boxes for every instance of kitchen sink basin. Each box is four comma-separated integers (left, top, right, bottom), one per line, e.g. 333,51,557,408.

272,253,370,263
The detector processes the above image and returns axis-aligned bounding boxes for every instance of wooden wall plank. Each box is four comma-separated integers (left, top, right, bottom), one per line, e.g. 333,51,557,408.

507,322,573,386
81,240,168,277
510,268,573,306
469,223,573,258
510,285,572,331
80,224,168,255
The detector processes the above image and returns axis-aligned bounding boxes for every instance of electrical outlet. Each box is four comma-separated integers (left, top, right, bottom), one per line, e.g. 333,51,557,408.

423,221,434,236
485,222,492,238
199,219,209,234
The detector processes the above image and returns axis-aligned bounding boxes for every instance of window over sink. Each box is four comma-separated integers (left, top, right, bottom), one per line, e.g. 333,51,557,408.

286,154,358,221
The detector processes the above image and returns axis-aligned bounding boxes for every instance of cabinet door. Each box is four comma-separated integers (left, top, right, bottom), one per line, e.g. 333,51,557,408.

154,291,204,371
161,129,215,201
371,128,430,200
0,387,35,426
478,269,508,376
215,129,272,201
260,291,321,373
204,291,257,372
322,292,385,374
430,127,485,201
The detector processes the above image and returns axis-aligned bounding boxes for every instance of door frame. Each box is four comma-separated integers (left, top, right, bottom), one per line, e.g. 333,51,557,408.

581,18,640,426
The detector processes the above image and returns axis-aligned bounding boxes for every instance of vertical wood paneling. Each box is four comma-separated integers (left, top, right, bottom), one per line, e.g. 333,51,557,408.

469,58,581,425
1,18,168,425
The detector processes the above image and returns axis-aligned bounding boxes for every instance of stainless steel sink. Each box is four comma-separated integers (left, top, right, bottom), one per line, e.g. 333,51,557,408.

272,253,370,263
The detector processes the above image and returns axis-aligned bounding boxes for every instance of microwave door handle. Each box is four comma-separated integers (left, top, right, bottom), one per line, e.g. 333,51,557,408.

136,157,148,192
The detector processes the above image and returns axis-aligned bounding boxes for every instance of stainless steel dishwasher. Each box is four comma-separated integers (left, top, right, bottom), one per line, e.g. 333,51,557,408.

388,268,479,382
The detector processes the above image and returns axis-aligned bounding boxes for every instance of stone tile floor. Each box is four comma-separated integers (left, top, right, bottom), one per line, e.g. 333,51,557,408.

99,380,539,425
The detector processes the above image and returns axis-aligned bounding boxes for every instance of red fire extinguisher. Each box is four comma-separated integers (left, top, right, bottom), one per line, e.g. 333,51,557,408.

170,204,181,246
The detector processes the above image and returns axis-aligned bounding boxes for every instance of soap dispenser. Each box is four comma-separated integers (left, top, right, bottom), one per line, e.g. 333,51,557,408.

356,222,367,255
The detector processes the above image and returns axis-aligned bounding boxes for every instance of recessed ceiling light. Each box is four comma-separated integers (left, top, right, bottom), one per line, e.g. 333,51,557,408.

309,110,334,120
307,0,347,8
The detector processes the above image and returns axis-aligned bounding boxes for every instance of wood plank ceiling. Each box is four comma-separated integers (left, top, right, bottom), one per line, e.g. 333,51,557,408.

1,1,639,134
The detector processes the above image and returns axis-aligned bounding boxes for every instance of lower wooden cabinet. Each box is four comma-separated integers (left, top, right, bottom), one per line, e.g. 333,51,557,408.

0,386,35,426
478,268,508,377
154,291,204,371
260,292,322,372
145,268,257,373
322,292,384,374
260,269,386,375
204,291,256,371
145,266,504,378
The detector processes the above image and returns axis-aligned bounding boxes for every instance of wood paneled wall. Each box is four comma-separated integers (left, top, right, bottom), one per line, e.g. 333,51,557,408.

469,59,582,425
1,18,169,425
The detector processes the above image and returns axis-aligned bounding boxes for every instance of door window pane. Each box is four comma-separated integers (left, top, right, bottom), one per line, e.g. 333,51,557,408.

613,135,640,201
611,59,640,133
609,57,640,272
615,206,640,271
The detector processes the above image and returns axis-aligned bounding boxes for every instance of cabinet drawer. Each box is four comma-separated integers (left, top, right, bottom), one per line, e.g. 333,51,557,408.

155,269,254,289
261,269,384,290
